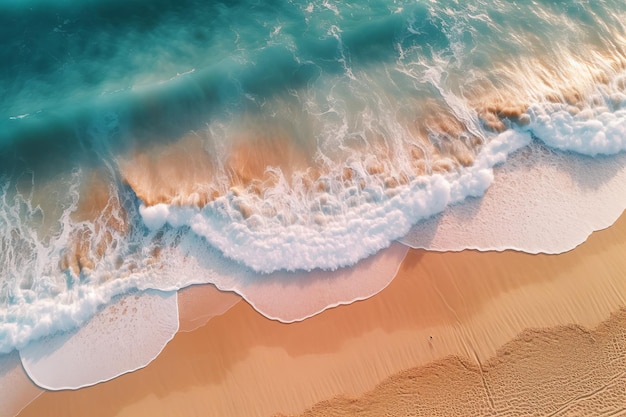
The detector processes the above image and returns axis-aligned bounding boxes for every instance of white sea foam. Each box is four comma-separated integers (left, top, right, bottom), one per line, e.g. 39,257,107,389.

122,238,408,323
137,80,626,273
19,290,178,390
529,98,626,156
0,223,407,361
400,143,626,253
177,242,409,323
0,267,162,354
139,129,531,273
401,97,626,252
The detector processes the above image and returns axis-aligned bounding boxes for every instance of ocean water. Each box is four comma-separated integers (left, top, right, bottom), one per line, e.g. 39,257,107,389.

1,0,626,388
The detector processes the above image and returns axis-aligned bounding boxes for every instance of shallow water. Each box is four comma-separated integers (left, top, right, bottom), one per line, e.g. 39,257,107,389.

1,0,626,385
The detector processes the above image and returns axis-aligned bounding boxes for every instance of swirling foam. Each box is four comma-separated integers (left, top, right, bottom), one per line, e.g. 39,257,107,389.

139,130,530,273
401,95,626,252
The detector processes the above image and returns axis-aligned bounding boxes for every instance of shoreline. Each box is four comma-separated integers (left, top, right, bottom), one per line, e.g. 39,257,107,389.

15,210,626,417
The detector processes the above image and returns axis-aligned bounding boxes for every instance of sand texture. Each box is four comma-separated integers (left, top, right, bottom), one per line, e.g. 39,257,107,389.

0,352,42,417
16,212,626,417
294,309,626,417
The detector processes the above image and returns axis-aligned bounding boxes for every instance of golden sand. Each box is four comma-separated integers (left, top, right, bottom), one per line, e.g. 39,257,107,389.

296,309,626,416
0,352,42,417
16,210,626,417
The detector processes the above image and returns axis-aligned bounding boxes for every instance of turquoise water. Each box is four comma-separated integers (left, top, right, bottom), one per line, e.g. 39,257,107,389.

3,0,621,148
1,0,626,356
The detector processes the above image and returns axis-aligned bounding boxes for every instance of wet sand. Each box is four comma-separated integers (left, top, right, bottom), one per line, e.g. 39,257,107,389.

0,352,42,417
177,284,241,333
16,211,626,417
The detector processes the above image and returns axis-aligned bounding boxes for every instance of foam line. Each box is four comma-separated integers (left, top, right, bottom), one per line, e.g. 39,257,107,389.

400,142,626,253
139,130,531,273
230,243,409,323
126,236,409,323
529,101,626,156
19,290,178,390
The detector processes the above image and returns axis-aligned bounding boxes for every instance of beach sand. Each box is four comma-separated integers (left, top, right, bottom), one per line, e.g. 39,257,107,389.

177,284,241,333
0,352,42,417
16,211,626,417
298,308,626,416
